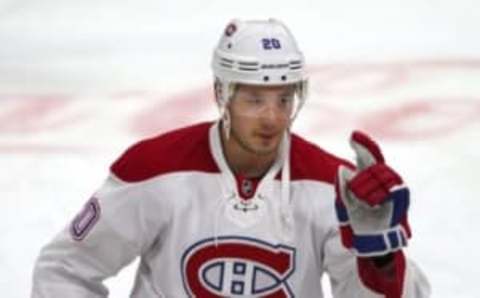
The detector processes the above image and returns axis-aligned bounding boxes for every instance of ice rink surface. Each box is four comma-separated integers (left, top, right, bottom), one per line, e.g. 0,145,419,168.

1,0,479,297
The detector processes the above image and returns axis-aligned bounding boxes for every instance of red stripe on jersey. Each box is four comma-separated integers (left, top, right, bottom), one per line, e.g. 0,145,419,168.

111,122,351,186
111,122,219,182
286,134,354,183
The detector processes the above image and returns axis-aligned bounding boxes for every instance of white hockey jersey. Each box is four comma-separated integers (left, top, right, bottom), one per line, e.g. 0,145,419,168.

32,121,430,297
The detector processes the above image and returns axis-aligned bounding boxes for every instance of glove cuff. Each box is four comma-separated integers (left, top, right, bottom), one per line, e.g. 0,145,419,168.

350,226,409,257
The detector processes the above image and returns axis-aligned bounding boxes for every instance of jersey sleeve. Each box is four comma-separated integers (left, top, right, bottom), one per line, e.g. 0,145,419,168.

323,226,431,298
31,175,168,297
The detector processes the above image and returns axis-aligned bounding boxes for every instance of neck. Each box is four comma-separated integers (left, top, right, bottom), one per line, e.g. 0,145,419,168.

220,125,278,178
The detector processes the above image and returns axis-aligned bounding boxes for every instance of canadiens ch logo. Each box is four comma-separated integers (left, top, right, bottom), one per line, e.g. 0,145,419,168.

181,236,296,297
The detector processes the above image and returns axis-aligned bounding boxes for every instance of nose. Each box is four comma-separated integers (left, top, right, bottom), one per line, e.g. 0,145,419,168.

260,100,287,123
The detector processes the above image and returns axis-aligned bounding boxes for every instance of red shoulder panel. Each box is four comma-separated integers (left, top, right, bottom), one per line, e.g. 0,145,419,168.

289,134,353,184
111,122,220,182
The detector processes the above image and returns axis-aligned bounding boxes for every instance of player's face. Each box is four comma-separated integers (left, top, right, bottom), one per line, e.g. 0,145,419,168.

228,83,295,156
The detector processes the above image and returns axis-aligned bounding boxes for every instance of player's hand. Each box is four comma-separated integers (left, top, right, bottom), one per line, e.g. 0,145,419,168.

334,131,411,257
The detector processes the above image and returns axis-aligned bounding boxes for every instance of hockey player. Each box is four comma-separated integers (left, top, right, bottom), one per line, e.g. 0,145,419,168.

32,19,431,297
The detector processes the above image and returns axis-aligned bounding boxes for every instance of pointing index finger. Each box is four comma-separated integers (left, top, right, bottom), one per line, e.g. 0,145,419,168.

350,131,385,170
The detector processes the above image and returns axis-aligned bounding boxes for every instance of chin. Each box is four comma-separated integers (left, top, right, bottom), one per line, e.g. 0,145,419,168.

252,141,280,156
255,147,275,155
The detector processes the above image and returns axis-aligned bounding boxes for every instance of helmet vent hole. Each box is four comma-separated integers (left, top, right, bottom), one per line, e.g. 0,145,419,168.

263,76,270,82
281,75,287,81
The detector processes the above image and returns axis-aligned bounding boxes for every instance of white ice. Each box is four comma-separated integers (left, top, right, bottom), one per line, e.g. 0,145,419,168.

1,0,479,297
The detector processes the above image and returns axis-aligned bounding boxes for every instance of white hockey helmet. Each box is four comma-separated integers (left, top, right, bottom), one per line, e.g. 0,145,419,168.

212,18,308,118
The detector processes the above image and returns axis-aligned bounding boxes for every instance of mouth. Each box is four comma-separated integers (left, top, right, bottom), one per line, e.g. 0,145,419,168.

256,132,278,141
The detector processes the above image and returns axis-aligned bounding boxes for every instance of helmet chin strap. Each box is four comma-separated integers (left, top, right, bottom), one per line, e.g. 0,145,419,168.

215,78,237,141
221,109,231,140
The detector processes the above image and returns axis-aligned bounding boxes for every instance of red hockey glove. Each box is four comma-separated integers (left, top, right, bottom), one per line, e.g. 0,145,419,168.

335,131,411,257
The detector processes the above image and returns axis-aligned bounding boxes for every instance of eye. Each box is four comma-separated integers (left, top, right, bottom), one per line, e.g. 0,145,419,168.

247,97,263,105
280,96,293,105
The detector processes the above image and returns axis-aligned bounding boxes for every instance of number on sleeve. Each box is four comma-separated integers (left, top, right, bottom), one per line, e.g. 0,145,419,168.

70,197,101,241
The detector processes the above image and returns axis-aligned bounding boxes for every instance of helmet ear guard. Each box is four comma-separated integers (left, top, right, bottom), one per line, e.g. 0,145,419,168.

212,18,309,120
214,77,237,108
290,79,308,122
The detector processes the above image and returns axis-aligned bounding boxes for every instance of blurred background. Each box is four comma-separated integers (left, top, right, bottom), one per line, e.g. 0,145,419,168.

1,0,479,297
